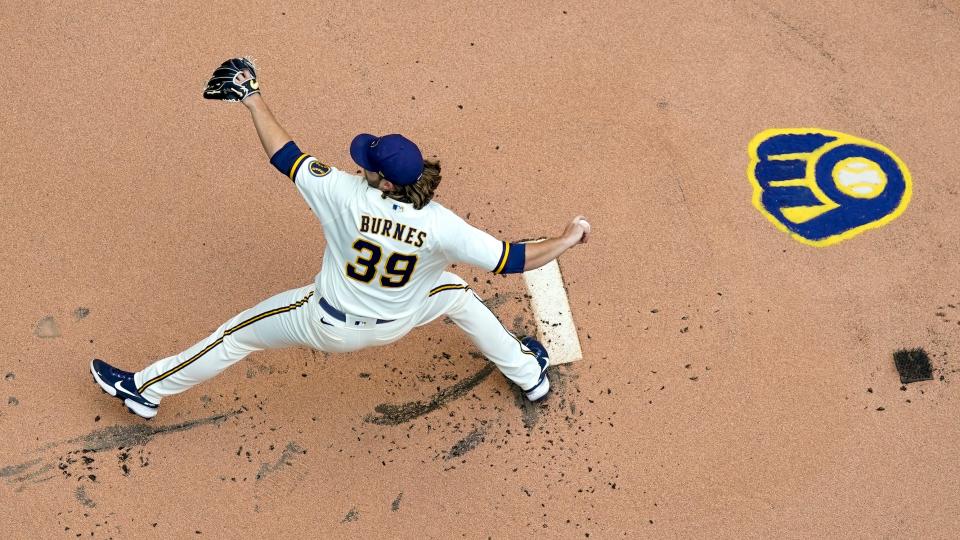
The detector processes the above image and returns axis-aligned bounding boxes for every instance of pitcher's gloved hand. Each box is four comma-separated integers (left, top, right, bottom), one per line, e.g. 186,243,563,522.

202,57,260,102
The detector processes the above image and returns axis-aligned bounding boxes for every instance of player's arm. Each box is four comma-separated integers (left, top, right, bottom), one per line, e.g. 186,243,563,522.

230,70,312,180
204,60,318,183
522,215,591,271
445,213,590,274
242,93,293,159
242,93,317,182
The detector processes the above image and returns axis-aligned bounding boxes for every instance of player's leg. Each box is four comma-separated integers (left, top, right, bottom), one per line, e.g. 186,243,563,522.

131,284,320,404
413,273,549,401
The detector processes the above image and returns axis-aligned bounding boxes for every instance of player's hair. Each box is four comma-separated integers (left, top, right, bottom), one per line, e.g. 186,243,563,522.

383,159,442,210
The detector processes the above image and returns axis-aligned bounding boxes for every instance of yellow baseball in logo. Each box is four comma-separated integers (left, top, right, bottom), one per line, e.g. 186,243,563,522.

832,157,887,199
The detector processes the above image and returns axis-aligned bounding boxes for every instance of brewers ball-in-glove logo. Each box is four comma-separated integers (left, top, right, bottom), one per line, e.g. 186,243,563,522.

747,128,912,247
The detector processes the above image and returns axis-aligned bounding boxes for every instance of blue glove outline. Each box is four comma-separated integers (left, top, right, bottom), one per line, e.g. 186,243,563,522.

747,128,912,247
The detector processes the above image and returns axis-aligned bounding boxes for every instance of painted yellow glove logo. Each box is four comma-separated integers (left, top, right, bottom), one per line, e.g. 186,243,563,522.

747,128,912,247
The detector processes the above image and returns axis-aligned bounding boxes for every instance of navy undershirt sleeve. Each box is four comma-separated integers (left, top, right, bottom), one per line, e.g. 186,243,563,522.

269,141,306,180
499,243,526,274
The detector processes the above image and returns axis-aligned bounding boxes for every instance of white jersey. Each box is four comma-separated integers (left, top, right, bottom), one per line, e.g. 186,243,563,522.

129,140,548,410
285,151,520,319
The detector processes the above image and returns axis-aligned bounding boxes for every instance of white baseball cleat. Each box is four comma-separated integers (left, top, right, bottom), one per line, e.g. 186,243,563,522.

520,336,551,402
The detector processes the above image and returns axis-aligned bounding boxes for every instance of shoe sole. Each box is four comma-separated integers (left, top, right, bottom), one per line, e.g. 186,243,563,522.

89,362,157,419
525,374,550,402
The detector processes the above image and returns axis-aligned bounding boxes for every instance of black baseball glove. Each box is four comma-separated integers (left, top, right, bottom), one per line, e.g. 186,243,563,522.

202,57,260,102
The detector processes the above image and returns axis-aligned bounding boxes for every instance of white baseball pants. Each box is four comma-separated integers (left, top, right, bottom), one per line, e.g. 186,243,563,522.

133,272,542,403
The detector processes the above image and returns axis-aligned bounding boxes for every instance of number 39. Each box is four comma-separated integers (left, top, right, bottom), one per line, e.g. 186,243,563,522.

346,239,418,288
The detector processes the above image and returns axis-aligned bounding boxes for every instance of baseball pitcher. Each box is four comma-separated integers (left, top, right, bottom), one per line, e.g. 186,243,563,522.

91,58,591,419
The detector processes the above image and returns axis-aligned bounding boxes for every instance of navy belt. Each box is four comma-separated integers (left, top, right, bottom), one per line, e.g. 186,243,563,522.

318,297,394,325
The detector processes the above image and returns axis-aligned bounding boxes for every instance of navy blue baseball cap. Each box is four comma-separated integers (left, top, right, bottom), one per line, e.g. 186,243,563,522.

350,133,424,186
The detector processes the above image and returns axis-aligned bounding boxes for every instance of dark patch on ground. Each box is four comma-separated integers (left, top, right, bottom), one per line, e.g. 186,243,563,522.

73,307,90,320
894,348,933,383
34,316,60,338
8,396,18,406
0,458,43,479
66,411,237,451
4,372,14,381
74,486,95,508
391,492,403,511
514,386,543,430
255,441,306,481
245,359,274,379
482,292,510,310
118,448,133,476
445,426,487,460
1,411,237,493
512,365,571,430
0,459,54,492
342,508,360,523
364,363,496,425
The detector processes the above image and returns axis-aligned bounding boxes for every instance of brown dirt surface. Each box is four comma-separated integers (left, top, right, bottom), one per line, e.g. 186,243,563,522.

3,1,959,538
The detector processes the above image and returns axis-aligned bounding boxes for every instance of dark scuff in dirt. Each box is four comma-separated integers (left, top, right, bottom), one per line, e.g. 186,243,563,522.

515,388,542,430
74,486,95,508
66,411,237,451
0,458,43,478
444,427,487,460
893,348,933,384
1,458,55,491
1,411,237,492
391,493,403,511
513,365,571,430
342,508,360,523
255,441,306,481
364,363,496,425
482,292,510,310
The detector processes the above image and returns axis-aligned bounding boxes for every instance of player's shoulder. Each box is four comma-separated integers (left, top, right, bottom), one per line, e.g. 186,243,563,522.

422,200,457,218
271,141,342,182
298,158,364,191
416,200,461,227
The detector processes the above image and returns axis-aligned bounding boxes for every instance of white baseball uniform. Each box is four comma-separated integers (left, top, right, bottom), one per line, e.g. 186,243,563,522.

133,142,544,402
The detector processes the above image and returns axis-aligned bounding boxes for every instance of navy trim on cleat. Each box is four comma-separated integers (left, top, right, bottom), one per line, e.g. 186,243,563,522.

90,359,159,419
519,336,551,401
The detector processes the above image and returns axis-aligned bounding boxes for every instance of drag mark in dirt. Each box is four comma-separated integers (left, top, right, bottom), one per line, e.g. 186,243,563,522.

0,411,238,493
444,426,487,460
66,411,237,451
512,364,577,430
754,2,841,68
255,441,306,481
364,364,496,425
0,458,42,479
74,486,96,508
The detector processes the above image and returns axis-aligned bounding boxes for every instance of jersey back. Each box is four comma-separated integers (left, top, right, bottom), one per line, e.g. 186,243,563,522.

283,150,522,319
